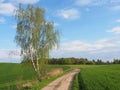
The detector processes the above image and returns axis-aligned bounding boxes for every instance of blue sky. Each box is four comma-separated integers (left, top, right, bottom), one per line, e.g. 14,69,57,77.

0,0,120,62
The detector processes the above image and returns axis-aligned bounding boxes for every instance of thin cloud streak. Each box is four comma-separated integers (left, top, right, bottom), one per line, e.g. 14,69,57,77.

57,8,80,20
107,26,120,34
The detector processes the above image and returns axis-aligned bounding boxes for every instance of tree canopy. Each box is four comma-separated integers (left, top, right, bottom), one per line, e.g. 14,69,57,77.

15,4,60,81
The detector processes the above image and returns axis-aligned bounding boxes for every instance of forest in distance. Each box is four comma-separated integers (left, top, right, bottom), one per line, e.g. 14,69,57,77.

21,57,120,65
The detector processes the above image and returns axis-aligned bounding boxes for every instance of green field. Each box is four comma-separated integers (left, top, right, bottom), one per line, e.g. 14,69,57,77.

0,63,36,89
0,63,120,90
0,63,70,89
71,65,120,90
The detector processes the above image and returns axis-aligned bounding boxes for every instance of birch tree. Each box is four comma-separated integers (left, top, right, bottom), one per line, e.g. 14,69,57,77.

14,4,59,81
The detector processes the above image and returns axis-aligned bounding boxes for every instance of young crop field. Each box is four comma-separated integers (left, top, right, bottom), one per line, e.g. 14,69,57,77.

0,63,70,89
71,65,120,90
0,63,36,89
0,63,120,90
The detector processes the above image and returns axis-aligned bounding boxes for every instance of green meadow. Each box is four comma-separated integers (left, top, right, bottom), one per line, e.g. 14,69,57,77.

0,63,120,90
0,63,70,89
0,63,36,89
71,65,120,90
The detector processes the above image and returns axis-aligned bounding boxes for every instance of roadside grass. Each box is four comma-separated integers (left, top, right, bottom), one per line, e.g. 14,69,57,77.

70,74,79,90
32,65,72,89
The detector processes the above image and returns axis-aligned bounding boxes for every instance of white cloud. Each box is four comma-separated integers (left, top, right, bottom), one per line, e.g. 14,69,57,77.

0,17,5,23
0,49,21,62
10,0,39,4
111,5,120,10
0,0,4,3
0,0,39,16
0,2,16,16
60,40,91,52
75,0,120,7
57,8,80,20
94,39,117,51
75,0,107,6
116,19,120,22
51,37,120,61
59,39,117,52
75,0,92,6
107,26,120,34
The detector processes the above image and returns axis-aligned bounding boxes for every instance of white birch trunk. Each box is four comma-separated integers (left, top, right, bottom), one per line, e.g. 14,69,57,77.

37,56,39,71
36,49,39,71
31,52,37,72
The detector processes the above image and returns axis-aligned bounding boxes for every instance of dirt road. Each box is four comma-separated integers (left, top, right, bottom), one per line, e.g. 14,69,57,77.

41,69,80,90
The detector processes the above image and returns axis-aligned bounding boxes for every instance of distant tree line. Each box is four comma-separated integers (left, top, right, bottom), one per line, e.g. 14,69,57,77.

113,59,120,64
47,58,120,65
47,58,103,65
21,58,120,65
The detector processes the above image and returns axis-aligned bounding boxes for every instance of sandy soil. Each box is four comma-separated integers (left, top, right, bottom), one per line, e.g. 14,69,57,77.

41,69,80,90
